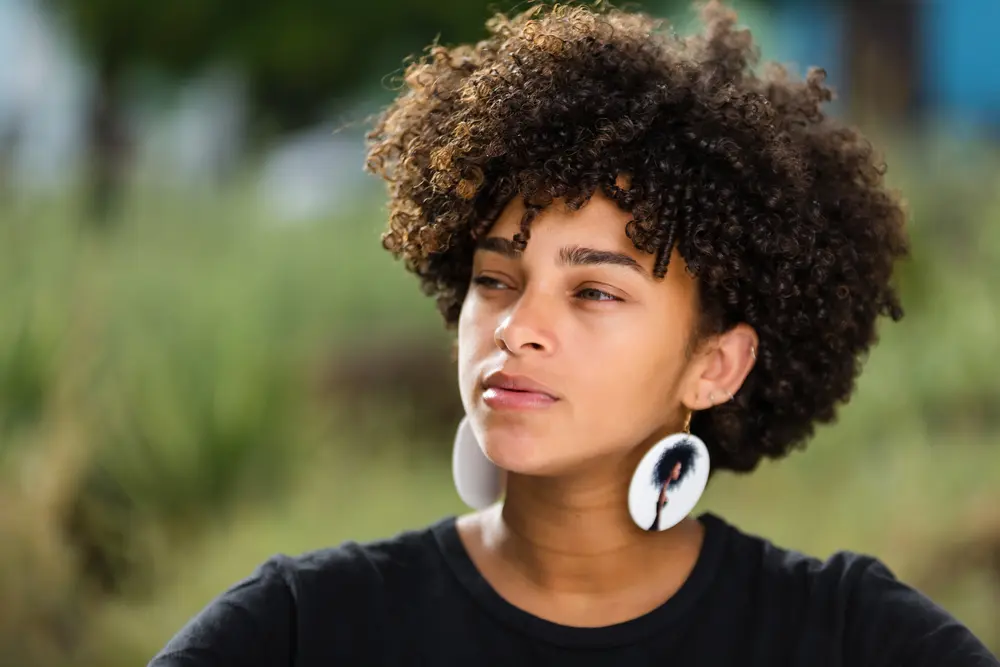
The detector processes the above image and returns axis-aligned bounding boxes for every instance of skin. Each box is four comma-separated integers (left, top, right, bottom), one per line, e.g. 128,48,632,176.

663,462,683,507
454,178,758,628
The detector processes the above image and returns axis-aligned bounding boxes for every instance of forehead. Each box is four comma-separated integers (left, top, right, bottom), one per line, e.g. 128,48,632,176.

487,190,639,253
479,189,698,297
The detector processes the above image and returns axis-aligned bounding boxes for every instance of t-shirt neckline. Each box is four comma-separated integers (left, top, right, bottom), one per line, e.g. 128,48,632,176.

430,511,731,649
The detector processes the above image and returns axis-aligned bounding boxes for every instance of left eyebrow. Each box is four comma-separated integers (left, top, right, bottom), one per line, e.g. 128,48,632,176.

558,245,648,277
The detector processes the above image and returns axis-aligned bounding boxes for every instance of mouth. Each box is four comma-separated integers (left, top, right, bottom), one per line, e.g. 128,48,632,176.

480,370,559,410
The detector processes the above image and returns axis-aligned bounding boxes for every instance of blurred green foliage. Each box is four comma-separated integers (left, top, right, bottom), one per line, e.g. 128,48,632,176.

47,0,746,132
0,136,998,664
48,0,538,132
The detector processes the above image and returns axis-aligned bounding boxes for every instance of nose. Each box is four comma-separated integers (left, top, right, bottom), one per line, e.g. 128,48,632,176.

494,292,556,356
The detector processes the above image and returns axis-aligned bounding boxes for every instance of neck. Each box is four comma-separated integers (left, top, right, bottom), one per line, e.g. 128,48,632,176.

473,454,704,598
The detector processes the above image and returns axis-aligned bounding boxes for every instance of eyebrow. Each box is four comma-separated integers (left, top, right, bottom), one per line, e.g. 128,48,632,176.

476,236,648,277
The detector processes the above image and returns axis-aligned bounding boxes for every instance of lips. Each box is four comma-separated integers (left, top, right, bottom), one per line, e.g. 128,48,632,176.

482,371,559,398
481,370,559,410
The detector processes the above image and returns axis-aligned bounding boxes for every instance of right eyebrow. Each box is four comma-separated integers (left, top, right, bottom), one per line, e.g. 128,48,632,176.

475,236,521,258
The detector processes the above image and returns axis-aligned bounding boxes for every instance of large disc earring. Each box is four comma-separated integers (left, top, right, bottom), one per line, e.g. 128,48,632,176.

452,415,505,510
627,411,710,532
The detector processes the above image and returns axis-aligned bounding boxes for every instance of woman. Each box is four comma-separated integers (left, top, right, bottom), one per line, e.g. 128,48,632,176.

150,2,998,665
646,439,699,531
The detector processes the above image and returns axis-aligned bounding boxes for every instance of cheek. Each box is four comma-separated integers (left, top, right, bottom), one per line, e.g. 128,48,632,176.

456,295,494,408
458,292,495,352
569,320,684,429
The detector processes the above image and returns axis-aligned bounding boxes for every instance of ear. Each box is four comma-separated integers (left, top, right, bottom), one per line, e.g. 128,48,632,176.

681,323,758,411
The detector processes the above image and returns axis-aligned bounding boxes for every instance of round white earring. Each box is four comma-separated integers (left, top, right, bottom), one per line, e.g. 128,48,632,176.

627,418,710,532
452,415,505,509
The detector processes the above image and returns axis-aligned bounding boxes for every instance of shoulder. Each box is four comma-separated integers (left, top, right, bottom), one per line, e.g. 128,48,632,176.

708,512,878,592
273,518,449,596
150,518,453,666
836,555,998,665
714,515,997,666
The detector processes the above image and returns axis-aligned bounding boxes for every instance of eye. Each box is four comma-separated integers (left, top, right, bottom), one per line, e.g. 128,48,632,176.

575,287,622,302
472,275,509,290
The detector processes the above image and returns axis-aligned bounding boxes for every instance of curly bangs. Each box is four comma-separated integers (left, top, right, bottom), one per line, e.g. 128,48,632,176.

363,0,909,473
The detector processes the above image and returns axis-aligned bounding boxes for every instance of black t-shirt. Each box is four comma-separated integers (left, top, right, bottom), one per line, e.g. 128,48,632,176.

149,512,998,666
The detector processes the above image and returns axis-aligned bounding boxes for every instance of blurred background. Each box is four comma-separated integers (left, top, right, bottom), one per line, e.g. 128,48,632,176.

1,0,998,662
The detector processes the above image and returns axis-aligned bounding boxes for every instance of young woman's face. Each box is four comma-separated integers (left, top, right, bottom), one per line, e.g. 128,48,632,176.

456,188,706,479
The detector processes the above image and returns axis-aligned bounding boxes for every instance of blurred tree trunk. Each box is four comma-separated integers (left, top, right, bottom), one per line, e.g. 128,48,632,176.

85,61,130,226
843,0,922,127
0,122,19,203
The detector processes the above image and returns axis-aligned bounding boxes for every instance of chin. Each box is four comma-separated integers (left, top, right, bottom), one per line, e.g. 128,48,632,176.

476,417,550,472
478,422,574,477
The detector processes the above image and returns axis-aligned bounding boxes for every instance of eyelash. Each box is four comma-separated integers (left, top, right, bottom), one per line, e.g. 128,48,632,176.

472,276,623,302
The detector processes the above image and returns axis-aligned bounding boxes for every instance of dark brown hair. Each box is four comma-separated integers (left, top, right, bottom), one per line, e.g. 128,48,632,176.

364,1,909,473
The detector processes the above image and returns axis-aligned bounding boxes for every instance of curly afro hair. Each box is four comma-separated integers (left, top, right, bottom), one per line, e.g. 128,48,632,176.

364,1,909,473
652,440,700,490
